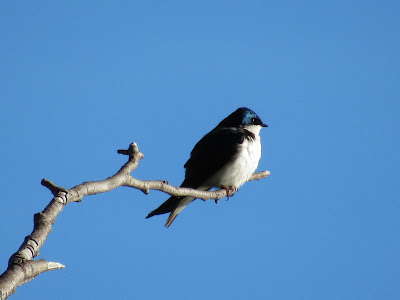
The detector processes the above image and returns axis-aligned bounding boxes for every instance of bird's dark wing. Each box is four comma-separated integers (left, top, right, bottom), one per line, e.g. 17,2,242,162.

146,127,250,219
182,127,247,188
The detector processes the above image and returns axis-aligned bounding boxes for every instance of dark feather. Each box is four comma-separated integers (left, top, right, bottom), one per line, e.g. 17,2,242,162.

146,196,182,218
183,127,247,188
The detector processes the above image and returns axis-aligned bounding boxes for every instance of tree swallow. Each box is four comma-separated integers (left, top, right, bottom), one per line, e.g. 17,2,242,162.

146,107,268,227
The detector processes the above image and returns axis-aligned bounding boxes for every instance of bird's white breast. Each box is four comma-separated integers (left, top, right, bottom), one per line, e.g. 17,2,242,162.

206,126,262,188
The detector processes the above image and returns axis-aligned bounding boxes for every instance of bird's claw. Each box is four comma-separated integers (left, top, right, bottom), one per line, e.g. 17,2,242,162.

222,186,238,200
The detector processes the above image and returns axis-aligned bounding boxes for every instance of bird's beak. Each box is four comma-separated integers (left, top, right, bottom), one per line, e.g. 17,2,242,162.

262,123,268,127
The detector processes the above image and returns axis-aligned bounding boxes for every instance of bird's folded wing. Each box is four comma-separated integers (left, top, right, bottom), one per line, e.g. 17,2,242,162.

182,127,245,188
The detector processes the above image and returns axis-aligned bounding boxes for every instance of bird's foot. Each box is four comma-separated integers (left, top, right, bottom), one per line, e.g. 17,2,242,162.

222,186,238,200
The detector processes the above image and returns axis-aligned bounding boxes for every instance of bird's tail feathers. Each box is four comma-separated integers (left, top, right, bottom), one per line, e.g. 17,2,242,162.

146,185,209,227
165,212,178,228
164,197,195,227
146,196,181,219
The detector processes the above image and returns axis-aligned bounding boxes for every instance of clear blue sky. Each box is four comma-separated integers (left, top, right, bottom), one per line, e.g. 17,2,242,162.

1,1,399,299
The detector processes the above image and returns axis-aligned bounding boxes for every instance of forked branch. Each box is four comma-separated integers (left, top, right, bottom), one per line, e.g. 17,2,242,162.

0,143,270,299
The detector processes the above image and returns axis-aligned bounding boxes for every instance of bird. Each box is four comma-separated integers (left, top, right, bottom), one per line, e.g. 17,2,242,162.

146,107,268,227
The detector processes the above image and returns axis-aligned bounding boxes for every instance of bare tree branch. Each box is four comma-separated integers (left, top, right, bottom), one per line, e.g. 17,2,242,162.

0,143,270,299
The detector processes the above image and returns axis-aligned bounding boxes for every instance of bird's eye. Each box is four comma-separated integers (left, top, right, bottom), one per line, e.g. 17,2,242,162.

251,117,259,124
251,117,262,125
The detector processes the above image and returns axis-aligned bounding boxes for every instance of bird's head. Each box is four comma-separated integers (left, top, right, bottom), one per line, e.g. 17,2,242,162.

218,107,268,130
